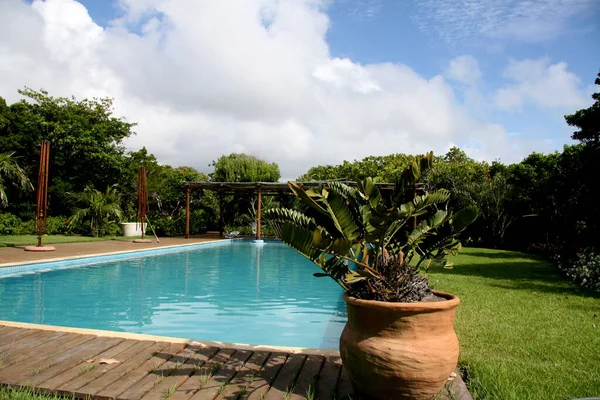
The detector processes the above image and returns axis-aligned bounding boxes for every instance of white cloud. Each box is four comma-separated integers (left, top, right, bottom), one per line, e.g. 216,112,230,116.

445,55,481,85
413,0,598,45
0,0,560,180
495,58,587,111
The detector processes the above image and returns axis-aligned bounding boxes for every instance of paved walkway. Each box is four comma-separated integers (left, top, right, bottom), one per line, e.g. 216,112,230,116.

0,236,224,267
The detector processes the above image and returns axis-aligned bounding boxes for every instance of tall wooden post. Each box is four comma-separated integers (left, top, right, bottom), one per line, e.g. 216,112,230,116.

137,166,148,240
219,191,224,237
26,140,54,251
257,188,262,240
37,140,50,247
185,187,190,239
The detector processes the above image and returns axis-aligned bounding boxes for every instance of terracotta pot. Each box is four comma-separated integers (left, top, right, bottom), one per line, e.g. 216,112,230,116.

339,291,460,400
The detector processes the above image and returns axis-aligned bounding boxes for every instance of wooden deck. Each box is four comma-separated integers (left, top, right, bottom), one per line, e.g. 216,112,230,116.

0,324,471,400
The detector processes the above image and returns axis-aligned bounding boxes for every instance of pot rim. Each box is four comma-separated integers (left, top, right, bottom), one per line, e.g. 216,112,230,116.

343,290,460,312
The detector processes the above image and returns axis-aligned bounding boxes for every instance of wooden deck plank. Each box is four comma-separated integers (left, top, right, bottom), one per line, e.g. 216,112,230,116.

96,342,186,400
36,339,139,392
288,355,325,400
167,348,235,400
60,340,156,394
0,330,72,364
188,349,253,400
214,351,270,400
73,341,171,398
20,337,125,387
315,356,342,400
336,367,354,400
139,346,220,400
0,333,96,380
0,330,66,357
241,352,287,400
117,345,200,400
1,334,103,385
263,354,307,400
0,327,38,342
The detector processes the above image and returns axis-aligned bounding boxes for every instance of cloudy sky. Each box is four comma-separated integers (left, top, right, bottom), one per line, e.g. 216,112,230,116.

1,0,599,179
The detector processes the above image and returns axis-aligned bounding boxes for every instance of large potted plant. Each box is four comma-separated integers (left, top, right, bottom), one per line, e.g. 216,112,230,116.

264,153,478,400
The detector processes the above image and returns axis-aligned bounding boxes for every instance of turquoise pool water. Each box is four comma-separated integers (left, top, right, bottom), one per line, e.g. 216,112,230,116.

0,241,347,349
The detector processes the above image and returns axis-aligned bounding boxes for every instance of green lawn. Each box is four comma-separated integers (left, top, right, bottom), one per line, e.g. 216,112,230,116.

0,387,69,400
429,247,600,400
0,235,130,247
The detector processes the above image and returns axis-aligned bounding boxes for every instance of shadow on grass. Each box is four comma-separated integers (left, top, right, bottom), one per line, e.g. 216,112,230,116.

463,250,545,261
434,256,600,299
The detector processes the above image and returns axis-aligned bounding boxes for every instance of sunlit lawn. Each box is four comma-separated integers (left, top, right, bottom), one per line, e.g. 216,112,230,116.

0,235,130,247
430,247,600,400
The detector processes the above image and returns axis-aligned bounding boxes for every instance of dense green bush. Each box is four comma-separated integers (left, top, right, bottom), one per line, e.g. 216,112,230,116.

0,212,25,234
0,213,74,235
557,248,600,291
45,216,71,235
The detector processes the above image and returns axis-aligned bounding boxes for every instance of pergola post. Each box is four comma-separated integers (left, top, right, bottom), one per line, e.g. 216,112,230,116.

185,187,190,239
219,191,225,237
257,187,262,240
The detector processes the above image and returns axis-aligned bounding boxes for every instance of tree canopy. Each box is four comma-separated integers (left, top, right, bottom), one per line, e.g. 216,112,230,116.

210,153,280,182
565,71,600,145
0,88,136,215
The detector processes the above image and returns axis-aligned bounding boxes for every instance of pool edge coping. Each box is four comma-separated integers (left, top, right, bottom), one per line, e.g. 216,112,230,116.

0,239,230,269
0,320,341,356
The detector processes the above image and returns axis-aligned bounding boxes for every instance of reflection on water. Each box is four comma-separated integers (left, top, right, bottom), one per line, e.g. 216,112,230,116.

0,241,347,349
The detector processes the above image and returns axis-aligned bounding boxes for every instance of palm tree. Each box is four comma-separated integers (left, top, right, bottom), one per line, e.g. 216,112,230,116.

0,152,33,207
69,186,123,236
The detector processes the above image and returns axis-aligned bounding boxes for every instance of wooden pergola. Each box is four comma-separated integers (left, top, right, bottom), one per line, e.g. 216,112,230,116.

182,181,405,239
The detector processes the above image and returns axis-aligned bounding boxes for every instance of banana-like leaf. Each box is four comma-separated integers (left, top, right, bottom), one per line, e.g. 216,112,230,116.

322,256,351,281
413,190,451,211
452,205,479,232
328,238,353,256
430,209,449,228
325,191,361,240
264,207,316,230
281,222,320,261
357,178,382,208
288,181,328,216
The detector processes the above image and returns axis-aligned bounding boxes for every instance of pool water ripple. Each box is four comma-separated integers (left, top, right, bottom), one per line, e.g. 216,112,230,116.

0,241,347,349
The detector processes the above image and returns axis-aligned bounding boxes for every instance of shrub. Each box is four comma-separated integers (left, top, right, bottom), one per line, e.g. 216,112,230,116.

557,248,600,291
45,216,71,235
0,212,24,235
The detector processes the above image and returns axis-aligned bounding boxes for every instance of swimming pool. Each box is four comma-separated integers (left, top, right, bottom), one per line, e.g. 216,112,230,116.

0,241,347,349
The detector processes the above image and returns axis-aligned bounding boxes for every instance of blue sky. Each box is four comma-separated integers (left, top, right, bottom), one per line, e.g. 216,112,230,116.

2,0,600,177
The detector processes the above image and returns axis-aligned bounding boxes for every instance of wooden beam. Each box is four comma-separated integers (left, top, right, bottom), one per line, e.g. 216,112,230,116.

185,187,190,239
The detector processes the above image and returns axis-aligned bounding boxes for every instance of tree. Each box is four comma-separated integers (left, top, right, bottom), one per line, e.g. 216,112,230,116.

298,153,419,182
69,186,123,236
210,153,280,182
0,152,33,207
0,88,136,216
565,71,600,145
459,173,516,247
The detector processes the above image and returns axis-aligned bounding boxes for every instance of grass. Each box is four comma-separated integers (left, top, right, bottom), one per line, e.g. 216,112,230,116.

0,387,72,400
429,247,600,400
0,235,137,247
